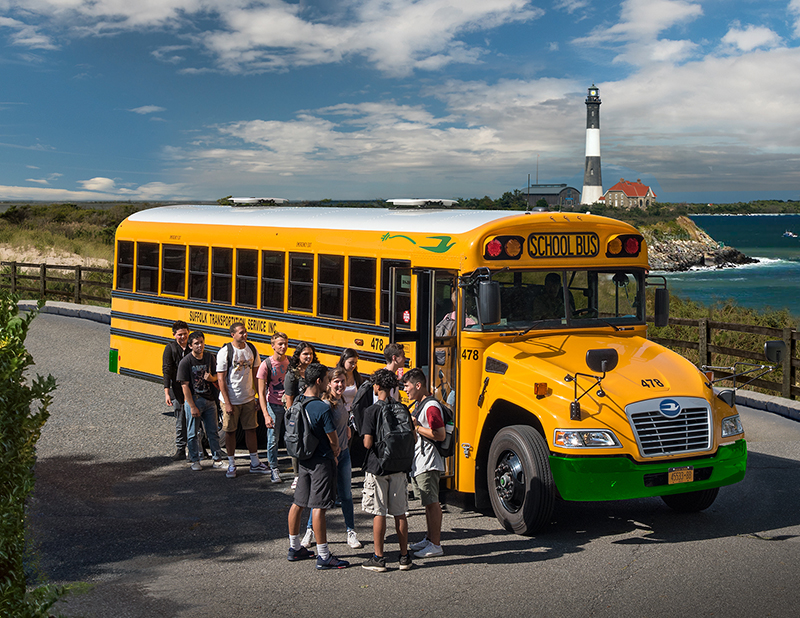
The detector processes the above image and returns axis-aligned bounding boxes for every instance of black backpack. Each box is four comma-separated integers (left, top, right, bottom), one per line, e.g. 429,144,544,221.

284,396,320,461
420,396,457,458
374,399,415,474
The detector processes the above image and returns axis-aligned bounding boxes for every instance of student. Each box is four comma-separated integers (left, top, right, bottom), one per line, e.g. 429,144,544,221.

257,331,290,484
403,368,445,558
300,367,363,550
336,348,364,413
360,369,412,572
176,331,223,470
162,320,191,461
286,363,349,570
284,342,317,489
217,322,268,479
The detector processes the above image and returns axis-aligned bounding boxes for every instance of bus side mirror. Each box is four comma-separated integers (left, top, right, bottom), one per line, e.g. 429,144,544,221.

654,288,669,327
764,340,786,364
477,280,501,325
586,348,618,374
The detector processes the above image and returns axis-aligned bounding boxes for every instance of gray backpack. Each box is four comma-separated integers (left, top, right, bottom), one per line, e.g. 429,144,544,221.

284,396,320,460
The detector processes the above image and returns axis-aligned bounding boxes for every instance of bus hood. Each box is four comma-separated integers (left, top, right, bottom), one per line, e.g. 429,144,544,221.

484,333,711,405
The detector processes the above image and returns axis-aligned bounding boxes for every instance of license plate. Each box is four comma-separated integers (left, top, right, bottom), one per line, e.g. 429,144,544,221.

668,466,694,484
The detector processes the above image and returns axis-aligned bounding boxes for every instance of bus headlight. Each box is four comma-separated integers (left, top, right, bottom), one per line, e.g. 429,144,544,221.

554,429,621,448
721,414,744,438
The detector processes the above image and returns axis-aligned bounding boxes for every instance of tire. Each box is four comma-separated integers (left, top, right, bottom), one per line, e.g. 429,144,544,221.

661,487,719,512
487,425,555,535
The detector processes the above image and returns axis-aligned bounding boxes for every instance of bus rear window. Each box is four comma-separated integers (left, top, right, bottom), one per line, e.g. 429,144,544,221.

212,247,233,304
116,240,134,291
136,242,159,294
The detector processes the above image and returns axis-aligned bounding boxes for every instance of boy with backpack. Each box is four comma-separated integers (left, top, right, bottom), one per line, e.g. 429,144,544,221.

403,368,446,558
360,369,415,572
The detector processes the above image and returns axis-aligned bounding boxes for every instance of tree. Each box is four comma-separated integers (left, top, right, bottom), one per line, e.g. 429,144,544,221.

0,294,62,617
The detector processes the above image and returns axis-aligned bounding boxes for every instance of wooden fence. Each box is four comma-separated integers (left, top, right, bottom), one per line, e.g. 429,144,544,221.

649,317,798,399
0,261,112,305
1,261,796,398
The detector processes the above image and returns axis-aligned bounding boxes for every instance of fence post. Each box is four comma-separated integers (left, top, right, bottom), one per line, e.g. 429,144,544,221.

698,318,710,367
74,266,82,304
39,263,46,299
10,262,16,294
782,327,795,400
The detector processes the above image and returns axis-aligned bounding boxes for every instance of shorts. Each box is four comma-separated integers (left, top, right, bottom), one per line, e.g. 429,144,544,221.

221,399,258,432
293,458,336,510
362,471,408,517
414,470,441,506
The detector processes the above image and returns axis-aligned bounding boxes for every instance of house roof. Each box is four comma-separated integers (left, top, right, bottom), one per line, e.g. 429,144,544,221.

605,178,656,199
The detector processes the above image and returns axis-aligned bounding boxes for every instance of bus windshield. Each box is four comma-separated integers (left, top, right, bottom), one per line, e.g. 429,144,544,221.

464,268,646,331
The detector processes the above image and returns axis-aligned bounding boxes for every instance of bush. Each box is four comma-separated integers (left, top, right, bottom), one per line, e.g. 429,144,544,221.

0,293,63,616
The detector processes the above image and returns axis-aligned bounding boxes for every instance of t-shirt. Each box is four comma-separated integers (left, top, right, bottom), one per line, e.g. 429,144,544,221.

329,399,349,452
176,352,217,401
412,398,445,477
303,397,337,461
362,401,401,476
284,370,306,403
256,355,289,405
216,343,260,405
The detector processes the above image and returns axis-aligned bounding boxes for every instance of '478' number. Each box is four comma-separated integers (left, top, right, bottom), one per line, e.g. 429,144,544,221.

462,349,479,361
641,378,665,388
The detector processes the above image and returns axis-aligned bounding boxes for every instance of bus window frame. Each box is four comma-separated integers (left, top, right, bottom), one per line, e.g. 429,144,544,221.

116,240,134,291
348,256,376,323
161,244,186,297
188,245,209,301
236,248,258,308
381,258,411,328
211,246,233,305
288,252,314,313
317,254,344,319
136,242,159,295
261,250,285,311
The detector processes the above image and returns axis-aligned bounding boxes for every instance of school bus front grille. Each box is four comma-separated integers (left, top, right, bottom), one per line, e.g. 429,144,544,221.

628,406,711,457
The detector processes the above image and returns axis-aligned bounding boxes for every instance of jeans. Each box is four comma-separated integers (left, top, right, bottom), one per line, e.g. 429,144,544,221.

185,396,222,463
306,448,355,531
266,402,285,469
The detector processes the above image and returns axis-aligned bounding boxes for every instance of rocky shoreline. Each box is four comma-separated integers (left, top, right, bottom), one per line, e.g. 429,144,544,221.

645,216,758,272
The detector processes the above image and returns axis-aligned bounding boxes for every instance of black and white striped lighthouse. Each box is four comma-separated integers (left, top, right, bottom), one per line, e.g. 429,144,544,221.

581,84,603,205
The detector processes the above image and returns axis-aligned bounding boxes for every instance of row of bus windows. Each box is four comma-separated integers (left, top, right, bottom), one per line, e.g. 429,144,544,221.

116,241,410,325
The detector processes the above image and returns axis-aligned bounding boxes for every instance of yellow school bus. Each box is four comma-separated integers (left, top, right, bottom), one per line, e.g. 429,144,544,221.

110,199,747,535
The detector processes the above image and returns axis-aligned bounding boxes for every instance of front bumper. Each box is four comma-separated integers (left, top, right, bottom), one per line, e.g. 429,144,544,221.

550,439,747,501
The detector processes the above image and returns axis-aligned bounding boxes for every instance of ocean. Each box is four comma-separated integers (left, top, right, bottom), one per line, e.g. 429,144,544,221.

658,214,800,320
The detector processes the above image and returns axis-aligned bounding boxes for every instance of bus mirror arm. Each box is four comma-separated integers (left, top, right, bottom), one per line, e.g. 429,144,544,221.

701,340,786,405
564,349,618,420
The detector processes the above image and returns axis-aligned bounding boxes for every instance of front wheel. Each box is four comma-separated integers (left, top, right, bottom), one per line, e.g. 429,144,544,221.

487,425,555,535
661,487,719,512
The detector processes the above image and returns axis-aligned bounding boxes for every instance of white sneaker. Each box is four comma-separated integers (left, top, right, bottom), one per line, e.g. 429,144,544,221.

347,529,363,549
413,541,443,558
226,465,236,478
409,537,429,551
301,528,315,548
211,459,224,469
270,467,282,484
290,477,298,490
190,461,202,471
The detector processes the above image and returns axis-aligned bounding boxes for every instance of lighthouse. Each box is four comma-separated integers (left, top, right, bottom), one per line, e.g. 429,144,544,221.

581,84,603,205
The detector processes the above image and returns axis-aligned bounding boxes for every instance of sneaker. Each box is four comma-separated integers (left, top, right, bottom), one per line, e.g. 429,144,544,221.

172,447,186,461
290,476,298,490
301,528,315,548
399,554,413,571
362,555,387,572
346,529,363,549
316,554,349,570
413,542,443,558
226,465,236,479
249,461,270,475
190,461,202,471
211,459,224,469
287,546,315,562
408,537,430,551
270,467,283,484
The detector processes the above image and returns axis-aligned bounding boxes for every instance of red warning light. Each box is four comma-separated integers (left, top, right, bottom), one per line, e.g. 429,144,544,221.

487,239,503,257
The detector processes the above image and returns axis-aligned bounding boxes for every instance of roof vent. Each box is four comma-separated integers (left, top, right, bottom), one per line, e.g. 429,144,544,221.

386,198,458,208
230,197,288,206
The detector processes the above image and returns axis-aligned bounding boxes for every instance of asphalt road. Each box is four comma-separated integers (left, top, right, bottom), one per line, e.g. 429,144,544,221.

25,312,800,618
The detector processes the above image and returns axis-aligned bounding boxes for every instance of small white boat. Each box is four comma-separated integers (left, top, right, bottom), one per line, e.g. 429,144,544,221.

783,230,797,238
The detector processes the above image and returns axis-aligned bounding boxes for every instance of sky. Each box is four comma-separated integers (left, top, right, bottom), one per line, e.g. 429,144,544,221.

2,0,800,204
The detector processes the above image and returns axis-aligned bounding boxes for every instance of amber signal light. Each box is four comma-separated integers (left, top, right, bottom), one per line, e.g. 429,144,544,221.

484,235,524,260
606,234,642,258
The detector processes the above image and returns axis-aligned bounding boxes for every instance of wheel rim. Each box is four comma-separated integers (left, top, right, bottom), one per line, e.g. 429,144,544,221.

493,449,525,513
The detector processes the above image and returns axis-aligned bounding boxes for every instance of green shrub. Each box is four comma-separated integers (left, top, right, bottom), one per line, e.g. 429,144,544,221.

0,293,63,616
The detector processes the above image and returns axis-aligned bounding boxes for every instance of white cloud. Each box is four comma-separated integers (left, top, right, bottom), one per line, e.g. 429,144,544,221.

79,177,117,191
128,105,166,114
791,0,800,38
554,0,590,14
0,16,57,49
721,23,782,52
2,0,543,76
